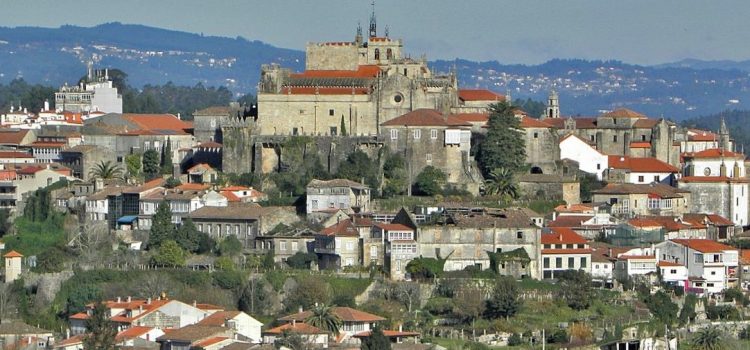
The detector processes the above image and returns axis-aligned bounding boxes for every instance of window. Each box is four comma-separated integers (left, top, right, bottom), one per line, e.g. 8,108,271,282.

517,231,523,239
613,135,618,142
279,241,287,251
370,246,378,258
670,269,677,274
431,129,438,139
329,109,334,116
426,154,432,163
386,48,393,60
374,48,380,60
311,200,318,210
580,257,587,268
292,241,298,251
641,135,646,141
330,127,337,136
346,242,354,251
413,129,421,139
533,132,539,138
568,257,575,268
543,258,550,268
638,175,644,182
292,127,298,135
393,94,403,103
556,258,562,268
654,175,660,182
595,264,599,269
390,129,398,140
597,163,601,170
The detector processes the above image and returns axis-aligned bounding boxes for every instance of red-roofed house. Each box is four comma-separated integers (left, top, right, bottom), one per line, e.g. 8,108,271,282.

219,186,268,203
278,306,386,344
262,322,329,345
381,109,476,190
681,213,735,242
605,155,679,185
658,260,688,289
315,219,361,269
373,221,419,281
680,129,723,154
541,227,592,279
114,325,165,347
456,89,505,113
656,239,739,294
187,163,218,184
196,310,263,343
679,147,748,226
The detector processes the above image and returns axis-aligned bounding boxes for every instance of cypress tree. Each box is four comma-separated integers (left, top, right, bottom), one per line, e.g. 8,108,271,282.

478,101,526,176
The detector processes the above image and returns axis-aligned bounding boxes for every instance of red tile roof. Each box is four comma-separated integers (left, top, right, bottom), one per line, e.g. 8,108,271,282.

291,65,381,79
279,306,385,323
688,129,719,142
319,219,359,237
452,113,489,123
520,116,553,128
682,213,734,227
188,163,214,173
221,186,249,191
0,151,33,158
381,109,471,127
543,227,588,245
547,215,595,228
627,218,665,228
542,248,593,254
220,191,241,202
56,335,85,347
741,250,750,264
280,86,370,95
122,114,192,132
554,203,596,214
671,239,735,253
657,261,683,267
197,311,241,326
600,108,646,119
545,117,598,129
633,119,659,128
374,223,413,232
629,142,652,149
0,129,31,145
3,250,23,258
618,255,656,260
607,156,679,173
115,326,154,341
176,183,210,191
683,148,744,159
265,322,327,335
458,89,505,102
193,336,229,347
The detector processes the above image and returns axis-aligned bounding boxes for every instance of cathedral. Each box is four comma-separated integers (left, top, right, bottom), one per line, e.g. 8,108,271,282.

256,9,498,137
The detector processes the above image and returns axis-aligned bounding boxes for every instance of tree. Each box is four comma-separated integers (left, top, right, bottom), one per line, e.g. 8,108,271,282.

0,209,10,237
485,276,521,319
164,176,182,189
453,286,485,327
557,270,594,310
89,160,123,180
335,150,379,190
142,149,160,179
645,291,678,327
174,218,214,254
484,167,519,199
361,324,392,350
218,235,242,256
239,277,269,316
477,102,526,176
161,139,173,175
405,256,446,281
547,329,569,344
286,252,318,269
150,240,186,267
305,304,342,335
148,200,174,249
83,301,118,350
691,326,727,350
339,115,347,136
382,152,407,197
287,276,332,310
412,166,446,196
507,333,523,346
679,293,698,326
274,330,307,350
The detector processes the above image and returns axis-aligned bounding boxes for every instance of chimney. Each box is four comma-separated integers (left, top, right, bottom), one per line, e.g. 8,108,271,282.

193,300,197,307
147,297,151,304
127,296,131,302
117,296,121,303
298,306,303,313
66,329,70,339
608,248,612,257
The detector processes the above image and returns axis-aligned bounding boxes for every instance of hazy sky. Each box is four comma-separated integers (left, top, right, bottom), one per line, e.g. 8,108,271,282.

2,0,749,65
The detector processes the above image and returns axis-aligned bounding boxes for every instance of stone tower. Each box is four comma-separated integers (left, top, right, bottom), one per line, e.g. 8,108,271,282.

719,117,731,151
368,1,377,38
4,250,22,283
545,90,560,119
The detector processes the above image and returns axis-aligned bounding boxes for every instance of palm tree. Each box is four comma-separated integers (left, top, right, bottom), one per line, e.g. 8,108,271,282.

484,167,519,199
89,160,124,180
691,326,726,350
304,304,342,336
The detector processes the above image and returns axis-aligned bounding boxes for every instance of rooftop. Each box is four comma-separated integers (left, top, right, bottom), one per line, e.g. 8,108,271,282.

279,306,385,323
381,109,471,127
670,239,735,253
607,156,679,173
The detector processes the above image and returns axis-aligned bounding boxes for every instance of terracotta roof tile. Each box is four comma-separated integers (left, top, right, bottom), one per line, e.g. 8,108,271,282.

0,129,30,145
607,156,679,173
280,86,370,95
682,213,734,227
374,223,413,232
520,116,554,128
319,219,359,237
547,215,595,228
458,89,505,102
194,106,231,116
542,227,588,245
290,65,381,79
264,322,327,335
307,178,368,189
593,183,689,198
279,306,385,323
670,239,735,253
452,113,489,123
658,261,683,267
687,129,719,142
382,109,471,127
115,326,154,341
122,114,192,132
156,325,227,342
680,176,749,183
197,311,241,326
683,148,744,159
3,250,23,258
629,142,652,149
600,108,647,119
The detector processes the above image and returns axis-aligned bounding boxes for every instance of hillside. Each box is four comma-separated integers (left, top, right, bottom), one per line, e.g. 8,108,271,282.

0,23,749,118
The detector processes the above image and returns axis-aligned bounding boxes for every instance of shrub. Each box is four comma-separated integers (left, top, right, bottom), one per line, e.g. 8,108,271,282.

212,270,244,290
508,333,523,346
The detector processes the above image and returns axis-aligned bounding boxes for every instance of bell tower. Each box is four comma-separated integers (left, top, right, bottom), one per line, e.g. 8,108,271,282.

545,90,560,119
369,1,377,38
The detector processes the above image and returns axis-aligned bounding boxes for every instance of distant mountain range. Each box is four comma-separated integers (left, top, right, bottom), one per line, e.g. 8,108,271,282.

0,23,749,120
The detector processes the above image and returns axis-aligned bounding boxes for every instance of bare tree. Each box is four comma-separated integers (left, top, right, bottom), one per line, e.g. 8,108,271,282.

386,282,420,313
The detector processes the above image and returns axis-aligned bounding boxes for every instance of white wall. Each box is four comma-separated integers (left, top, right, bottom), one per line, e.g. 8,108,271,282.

559,135,607,180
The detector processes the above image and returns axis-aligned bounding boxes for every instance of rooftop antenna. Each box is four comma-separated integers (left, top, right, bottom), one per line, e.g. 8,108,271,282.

369,1,377,38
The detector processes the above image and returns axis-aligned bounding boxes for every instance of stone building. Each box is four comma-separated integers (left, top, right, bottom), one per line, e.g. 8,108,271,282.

417,208,542,279
55,64,123,114
306,178,371,220
255,227,316,264
4,250,23,283
380,109,480,190
679,148,748,226
592,183,691,218
59,144,116,180
314,219,361,269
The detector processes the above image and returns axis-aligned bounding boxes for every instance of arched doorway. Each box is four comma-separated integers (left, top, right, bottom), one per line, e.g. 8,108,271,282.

530,166,543,174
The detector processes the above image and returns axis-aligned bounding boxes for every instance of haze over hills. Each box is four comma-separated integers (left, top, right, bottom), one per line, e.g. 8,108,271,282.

0,23,749,119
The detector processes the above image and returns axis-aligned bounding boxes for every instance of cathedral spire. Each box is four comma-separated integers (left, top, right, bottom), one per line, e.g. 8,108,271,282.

719,116,731,151
369,1,377,38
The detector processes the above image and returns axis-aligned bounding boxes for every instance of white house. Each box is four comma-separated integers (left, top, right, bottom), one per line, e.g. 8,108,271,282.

606,155,679,185
559,134,608,180
656,239,739,295
278,306,385,343
541,227,592,279
658,261,688,289
197,311,263,343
